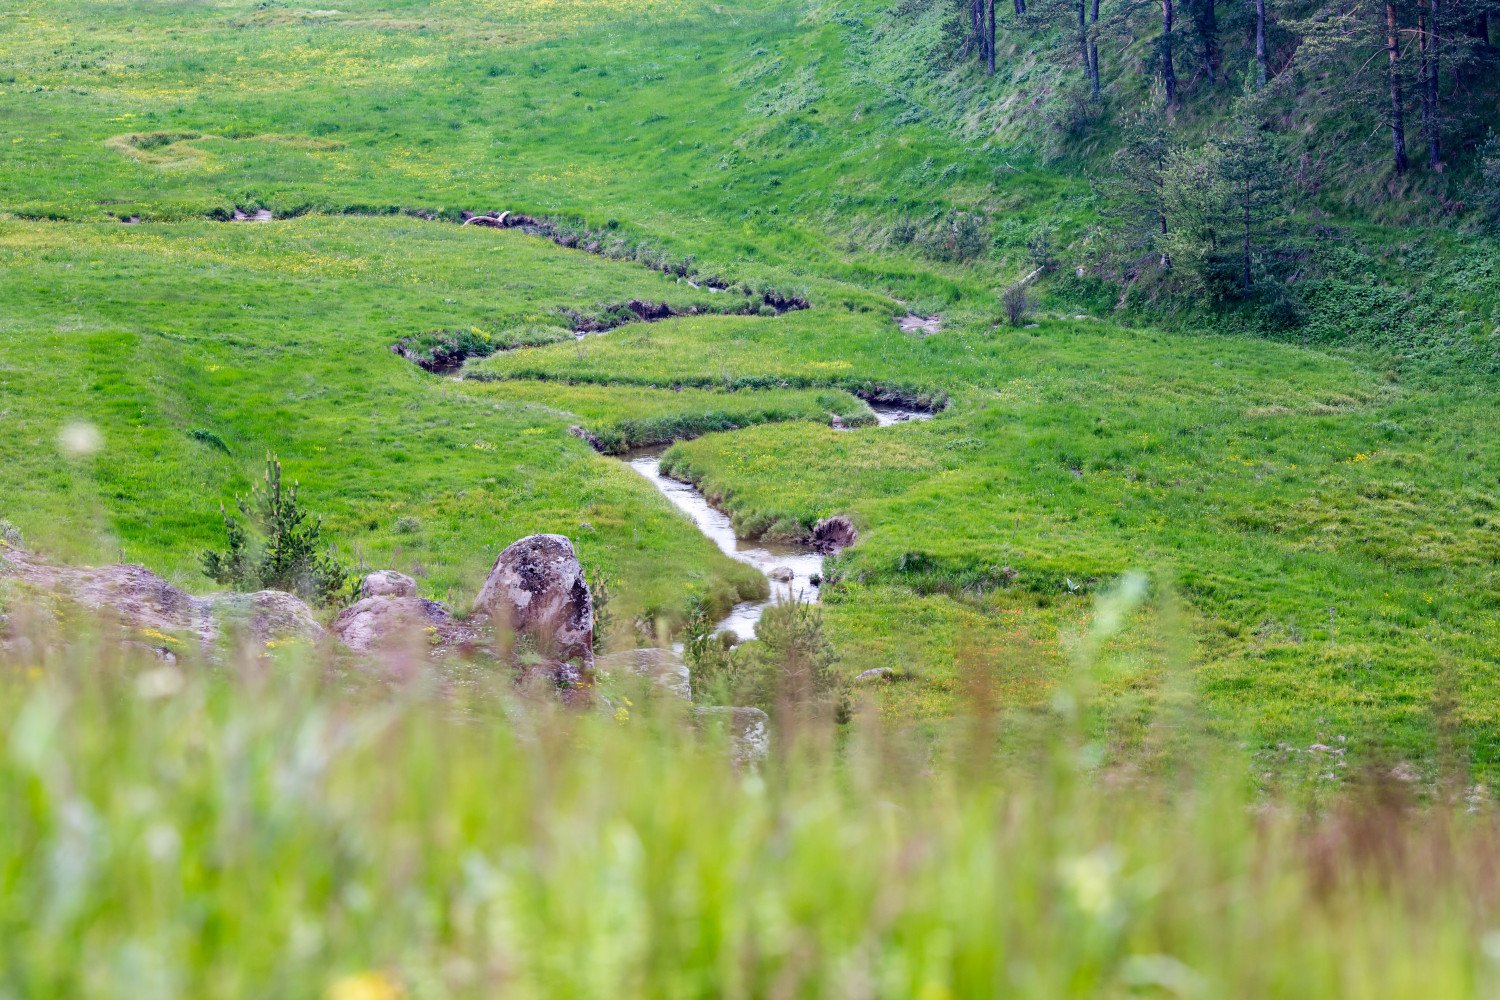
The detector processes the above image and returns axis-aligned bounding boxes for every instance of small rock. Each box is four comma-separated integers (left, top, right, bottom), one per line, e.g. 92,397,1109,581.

207,590,325,646
854,667,895,684
768,566,795,583
330,595,477,654
897,315,942,335
359,570,418,600
597,648,691,700
694,706,770,763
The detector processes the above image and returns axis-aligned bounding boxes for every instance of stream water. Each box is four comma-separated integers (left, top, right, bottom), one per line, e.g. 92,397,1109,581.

622,404,933,640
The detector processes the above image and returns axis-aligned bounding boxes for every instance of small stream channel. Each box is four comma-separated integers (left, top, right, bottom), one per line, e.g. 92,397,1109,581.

622,404,934,641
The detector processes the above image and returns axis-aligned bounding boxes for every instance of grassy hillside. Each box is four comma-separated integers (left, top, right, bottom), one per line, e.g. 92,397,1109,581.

0,0,1496,769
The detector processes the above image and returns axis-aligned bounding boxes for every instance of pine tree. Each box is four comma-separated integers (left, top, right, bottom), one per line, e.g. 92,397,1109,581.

1098,99,1178,267
202,454,351,606
1217,114,1290,290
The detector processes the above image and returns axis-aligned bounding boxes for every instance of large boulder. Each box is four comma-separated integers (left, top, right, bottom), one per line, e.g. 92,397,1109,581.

811,515,858,555
359,570,418,600
330,595,479,655
597,647,691,701
207,590,324,645
473,534,593,671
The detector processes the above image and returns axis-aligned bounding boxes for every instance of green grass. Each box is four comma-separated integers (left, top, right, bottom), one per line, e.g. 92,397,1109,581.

2,643,1498,998
459,380,875,453
0,216,780,625
0,0,1495,770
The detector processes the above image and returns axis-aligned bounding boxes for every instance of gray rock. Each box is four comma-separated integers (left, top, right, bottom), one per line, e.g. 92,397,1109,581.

854,667,896,684
206,590,325,645
694,706,770,763
474,534,593,671
359,570,418,600
0,544,322,647
597,647,691,700
767,566,795,583
330,595,478,654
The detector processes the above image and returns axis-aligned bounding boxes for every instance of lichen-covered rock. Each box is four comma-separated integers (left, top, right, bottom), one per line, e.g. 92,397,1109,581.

0,544,322,647
473,534,593,671
811,515,858,554
694,706,770,764
206,590,324,645
597,647,691,700
359,570,418,600
330,596,478,654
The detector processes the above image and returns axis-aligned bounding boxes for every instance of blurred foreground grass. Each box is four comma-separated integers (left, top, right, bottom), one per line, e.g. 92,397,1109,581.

2,607,1497,999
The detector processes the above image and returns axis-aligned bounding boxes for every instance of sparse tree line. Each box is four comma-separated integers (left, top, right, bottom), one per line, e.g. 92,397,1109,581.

914,0,1498,310
944,0,1497,186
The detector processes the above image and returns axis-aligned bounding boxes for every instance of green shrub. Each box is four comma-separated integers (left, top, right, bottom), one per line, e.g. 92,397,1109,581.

188,428,231,454
918,211,991,263
202,455,351,607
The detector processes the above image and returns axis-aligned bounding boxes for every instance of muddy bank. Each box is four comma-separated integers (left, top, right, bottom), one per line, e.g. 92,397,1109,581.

390,288,807,374
463,211,809,310
563,393,939,455
462,371,950,413
566,295,798,335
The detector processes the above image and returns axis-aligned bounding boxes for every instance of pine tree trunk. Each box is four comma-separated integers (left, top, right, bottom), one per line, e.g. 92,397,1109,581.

1079,0,1090,80
1162,0,1178,105
1254,0,1268,89
1427,0,1441,168
1202,0,1219,83
1418,11,1434,166
1387,1,1410,174
1242,178,1254,289
986,0,997,74
1087,0,1102,97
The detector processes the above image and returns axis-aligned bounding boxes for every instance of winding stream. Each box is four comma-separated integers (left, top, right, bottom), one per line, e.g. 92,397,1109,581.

623,404,934,640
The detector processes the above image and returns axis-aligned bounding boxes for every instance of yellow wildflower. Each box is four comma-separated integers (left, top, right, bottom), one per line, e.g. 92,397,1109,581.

326,971,404,1000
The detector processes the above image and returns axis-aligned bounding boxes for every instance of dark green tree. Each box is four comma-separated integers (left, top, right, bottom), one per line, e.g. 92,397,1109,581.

203,454,351,607
1097,99,1178,267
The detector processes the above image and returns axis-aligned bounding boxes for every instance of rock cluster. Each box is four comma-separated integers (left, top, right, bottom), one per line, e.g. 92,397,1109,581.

0,544,321,648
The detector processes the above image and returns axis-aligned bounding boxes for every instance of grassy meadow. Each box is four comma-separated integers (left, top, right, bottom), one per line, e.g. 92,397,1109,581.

3,0,1500,991
1,0,1497,760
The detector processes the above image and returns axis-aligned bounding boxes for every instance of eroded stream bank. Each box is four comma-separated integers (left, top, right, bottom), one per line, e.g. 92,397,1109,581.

621,403,935,640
